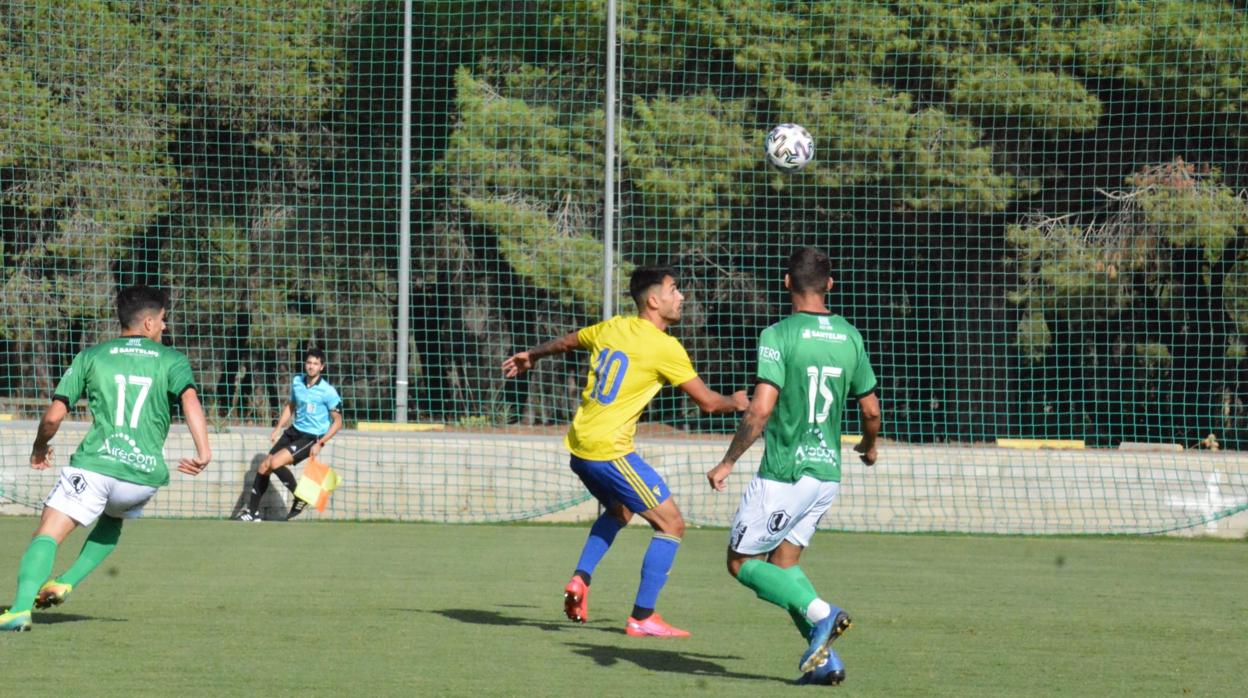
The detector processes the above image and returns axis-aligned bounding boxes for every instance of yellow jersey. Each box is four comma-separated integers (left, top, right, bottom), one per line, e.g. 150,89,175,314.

564,315,698,460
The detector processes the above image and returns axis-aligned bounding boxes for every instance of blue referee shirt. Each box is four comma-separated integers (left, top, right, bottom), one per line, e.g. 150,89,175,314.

290,373,342,436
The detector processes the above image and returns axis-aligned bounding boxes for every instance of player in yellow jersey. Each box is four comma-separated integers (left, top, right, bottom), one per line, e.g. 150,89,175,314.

503,266,747,637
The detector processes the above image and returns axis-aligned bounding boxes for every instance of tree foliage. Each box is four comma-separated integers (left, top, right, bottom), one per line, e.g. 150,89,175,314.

1,0,1245,445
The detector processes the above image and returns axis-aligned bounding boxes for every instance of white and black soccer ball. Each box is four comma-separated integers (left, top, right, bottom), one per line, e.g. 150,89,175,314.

764,123,815,172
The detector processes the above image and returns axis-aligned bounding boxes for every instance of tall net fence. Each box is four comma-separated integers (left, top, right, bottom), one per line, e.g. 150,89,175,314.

2,1,1246,533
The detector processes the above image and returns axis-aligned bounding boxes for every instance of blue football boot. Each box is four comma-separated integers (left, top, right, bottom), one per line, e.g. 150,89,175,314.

799,608,852,673
796,647,845,686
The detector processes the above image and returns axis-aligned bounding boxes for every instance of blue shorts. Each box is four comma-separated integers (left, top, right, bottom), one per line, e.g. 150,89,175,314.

569,452,670,513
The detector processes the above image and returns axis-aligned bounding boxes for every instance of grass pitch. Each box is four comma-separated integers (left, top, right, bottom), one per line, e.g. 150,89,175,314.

1,518,1243,697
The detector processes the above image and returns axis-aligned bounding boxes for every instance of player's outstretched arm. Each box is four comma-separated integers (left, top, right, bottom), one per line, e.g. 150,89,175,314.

502,331,580,378
853,391,881,466
29,400,70,470
178,388,212,476
677,377,749,414
707,383,778,491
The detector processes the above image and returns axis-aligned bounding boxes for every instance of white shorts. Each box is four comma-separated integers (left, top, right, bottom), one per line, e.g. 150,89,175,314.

728,475,841,555
45,466,158,527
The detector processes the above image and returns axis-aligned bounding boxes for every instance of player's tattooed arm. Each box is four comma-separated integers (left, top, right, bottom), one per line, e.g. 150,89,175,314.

708,382,777,491
527,332,581,361
503,332,580,377
721,408,768,465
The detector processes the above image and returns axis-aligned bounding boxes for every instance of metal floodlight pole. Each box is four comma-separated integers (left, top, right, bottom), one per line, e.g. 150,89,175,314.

602,0,617,320
395,0,413,422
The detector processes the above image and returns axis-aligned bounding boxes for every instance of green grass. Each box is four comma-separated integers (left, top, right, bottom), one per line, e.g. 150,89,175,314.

1,519,1244,697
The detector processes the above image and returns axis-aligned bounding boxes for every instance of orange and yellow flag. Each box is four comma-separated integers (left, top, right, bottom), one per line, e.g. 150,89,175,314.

294,457,342,513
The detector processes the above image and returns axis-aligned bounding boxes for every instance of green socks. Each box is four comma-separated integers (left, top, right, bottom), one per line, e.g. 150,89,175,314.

10,535,58,614
736,559,818,614
58,516,123,588
6,517,124,614
784,566,818,639
736,559,824,639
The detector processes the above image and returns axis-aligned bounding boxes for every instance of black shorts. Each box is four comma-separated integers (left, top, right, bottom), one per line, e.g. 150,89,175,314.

270,426,320,465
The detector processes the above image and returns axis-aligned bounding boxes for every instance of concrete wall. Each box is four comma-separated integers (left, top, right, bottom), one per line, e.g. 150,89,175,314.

2,421,1246,537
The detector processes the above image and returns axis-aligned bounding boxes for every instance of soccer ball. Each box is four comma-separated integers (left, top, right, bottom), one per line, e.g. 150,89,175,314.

764,123,814,172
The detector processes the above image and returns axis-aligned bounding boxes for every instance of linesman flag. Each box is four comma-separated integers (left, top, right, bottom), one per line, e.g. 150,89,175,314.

294,457,342,513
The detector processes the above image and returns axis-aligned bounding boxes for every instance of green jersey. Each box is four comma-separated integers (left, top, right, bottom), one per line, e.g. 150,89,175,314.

755,312,876,483
53,336,197,487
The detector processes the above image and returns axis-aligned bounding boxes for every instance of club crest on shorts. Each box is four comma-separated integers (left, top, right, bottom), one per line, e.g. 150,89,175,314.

69,473,88,494
767,510,791,534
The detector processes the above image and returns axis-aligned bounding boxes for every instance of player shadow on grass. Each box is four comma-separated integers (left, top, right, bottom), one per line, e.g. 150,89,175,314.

565,642,786,684
428,607,784,684
32,612,127,625
228,452,289,520
427,606,619,635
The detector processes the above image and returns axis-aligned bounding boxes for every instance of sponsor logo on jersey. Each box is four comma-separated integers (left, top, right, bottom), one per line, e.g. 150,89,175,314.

109,346,160,357
97,432,159,473
801,329,848,342
794,444,839,465
759,346,781,363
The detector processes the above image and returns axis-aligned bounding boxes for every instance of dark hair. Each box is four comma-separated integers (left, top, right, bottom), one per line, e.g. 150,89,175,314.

116,285,169,329
305,347,327,364
787,247,831,294
629,265,676,309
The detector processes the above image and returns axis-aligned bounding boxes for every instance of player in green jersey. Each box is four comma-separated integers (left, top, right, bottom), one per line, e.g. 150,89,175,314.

706,247,881,684
1,286,212,632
